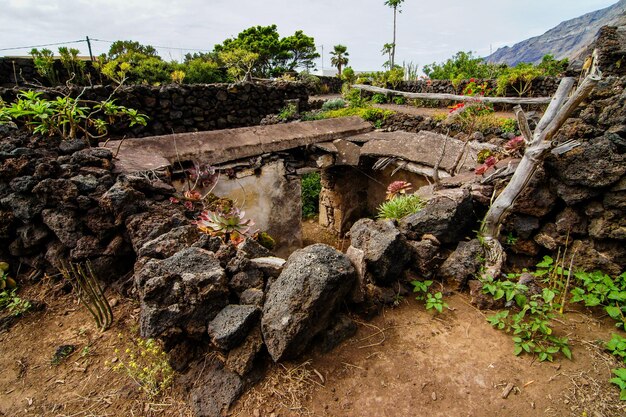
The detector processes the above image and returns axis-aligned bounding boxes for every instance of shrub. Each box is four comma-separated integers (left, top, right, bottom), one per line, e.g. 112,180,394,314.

301,172,321,219
277,103,298,121
182,58,226,84
321,98,346,111
377,194,425,220
371,93,387,104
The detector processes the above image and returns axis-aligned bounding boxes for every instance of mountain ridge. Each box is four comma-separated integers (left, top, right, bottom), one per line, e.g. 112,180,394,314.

486,0,626,66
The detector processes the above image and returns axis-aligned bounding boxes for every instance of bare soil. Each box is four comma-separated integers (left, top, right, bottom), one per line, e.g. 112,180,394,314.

1,281,623,417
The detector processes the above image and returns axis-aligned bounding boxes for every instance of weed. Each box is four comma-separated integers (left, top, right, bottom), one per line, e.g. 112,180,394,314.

0,289,32,316
606,334,626,362
109,335,174,399
570,270,626,329
611,369,626,401
411,280,447,313
277,103,298,121
377,194,424,220
425,292,448,313
486,288,571,361
392,96,406,105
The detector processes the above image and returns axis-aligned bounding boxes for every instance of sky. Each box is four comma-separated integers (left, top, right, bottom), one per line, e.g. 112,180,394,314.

0,0,619,72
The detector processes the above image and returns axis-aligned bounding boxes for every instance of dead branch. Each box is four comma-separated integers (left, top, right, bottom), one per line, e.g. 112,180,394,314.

351,84,552,105
479,57,601,279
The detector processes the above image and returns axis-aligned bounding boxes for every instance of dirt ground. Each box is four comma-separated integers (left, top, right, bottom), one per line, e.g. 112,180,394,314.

1,277,623,417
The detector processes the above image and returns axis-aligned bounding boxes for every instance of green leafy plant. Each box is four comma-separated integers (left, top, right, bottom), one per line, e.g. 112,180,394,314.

0,90,148,140
480,275,528,307
486,288,571,362
371,93,387,104
0,261,16,291
425,292,448,313
607,334,626,362
277,103,298,121
301,172,321,219
570,270,626,329
411,280,448,313
30,48,58,85
611,368,626,401
377,194,424,220
496,63,542,97
392,95,406,105
0,289,32,317
58,47,87,84
109,335,174,399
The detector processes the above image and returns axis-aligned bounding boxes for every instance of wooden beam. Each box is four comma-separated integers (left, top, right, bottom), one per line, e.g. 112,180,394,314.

351,84,552,105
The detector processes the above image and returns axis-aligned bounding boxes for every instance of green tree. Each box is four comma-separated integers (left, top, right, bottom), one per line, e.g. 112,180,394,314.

218,48,259,81
423,51,503,80
381,43,394,69
330,45,349,76
108,40,158,59
384,0,404,69
279,30,320,72
214,25,319,77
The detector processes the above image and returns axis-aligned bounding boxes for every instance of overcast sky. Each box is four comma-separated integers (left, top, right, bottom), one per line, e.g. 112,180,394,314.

0,0,618,71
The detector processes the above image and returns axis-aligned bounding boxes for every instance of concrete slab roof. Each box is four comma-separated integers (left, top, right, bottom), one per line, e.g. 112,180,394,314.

104,116,373,173
358,131,486,173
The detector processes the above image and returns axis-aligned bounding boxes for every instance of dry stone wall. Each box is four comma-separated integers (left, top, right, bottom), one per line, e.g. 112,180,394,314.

0,81,310,137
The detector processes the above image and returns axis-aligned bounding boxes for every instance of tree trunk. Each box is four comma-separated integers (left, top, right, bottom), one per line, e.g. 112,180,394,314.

480,64,601,279
391,6,397,68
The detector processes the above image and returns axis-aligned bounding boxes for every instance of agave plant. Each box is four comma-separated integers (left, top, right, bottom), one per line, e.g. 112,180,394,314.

194,208,255,241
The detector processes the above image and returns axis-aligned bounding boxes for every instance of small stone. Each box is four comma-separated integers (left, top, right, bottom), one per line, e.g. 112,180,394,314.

431,392,437,401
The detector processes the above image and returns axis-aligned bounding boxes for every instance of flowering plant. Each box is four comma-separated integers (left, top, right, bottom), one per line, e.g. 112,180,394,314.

386,181,412,200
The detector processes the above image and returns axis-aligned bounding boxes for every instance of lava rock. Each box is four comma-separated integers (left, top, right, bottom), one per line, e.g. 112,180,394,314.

125,203,187,252
137,225,200,259
261,244,355,361
99,181,146,222
400,188,474,244
236,238,271,259
189,359,244,417
226,326,264,376
437,239,484,291
41,208,81,248
208,305,260,350
134,247,229,339
349,218,411,286
239,288,264,306
229,269,264,294
1,193,44,221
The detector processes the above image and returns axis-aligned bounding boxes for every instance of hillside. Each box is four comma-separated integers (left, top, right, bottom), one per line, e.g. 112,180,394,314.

486,0,626,65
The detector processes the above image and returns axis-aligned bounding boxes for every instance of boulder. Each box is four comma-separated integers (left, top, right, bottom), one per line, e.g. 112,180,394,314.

401,188,474,244
99,180,146,223
41,208,81,248
407,237,442,277
125,203,188,253
349,218,411,286
547,136,626,188
189,360,244,417
229,269,264,294
262,244,355,361
437,239,484,290
208,305,260,350
134,247,229,339
137,225,200,259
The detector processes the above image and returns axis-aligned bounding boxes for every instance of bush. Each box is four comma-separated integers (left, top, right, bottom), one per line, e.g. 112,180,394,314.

371,93,387,104
321,98,346,111
301,172,322,218
377,194,425,220
183,58,226,84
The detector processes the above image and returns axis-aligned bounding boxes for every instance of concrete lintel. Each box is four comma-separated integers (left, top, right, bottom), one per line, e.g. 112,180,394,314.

104,116,372,174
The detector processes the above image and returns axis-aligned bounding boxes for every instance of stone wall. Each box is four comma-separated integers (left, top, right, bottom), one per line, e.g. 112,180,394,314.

0,57,99,87
0,82,310,137
393,77,560,98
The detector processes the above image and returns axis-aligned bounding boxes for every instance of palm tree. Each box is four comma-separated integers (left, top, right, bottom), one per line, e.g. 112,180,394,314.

330,45,349,76
384,0,405,68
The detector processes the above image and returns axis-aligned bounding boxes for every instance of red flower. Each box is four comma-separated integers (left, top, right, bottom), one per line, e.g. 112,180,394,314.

484,156,497,167
169,196,180,204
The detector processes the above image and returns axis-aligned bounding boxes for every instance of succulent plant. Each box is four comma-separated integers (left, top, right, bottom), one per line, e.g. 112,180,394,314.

194,208,255,241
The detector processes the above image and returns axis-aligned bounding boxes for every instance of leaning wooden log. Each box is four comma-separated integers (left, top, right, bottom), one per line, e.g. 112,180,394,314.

351,84,552,105
479,55,601,279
